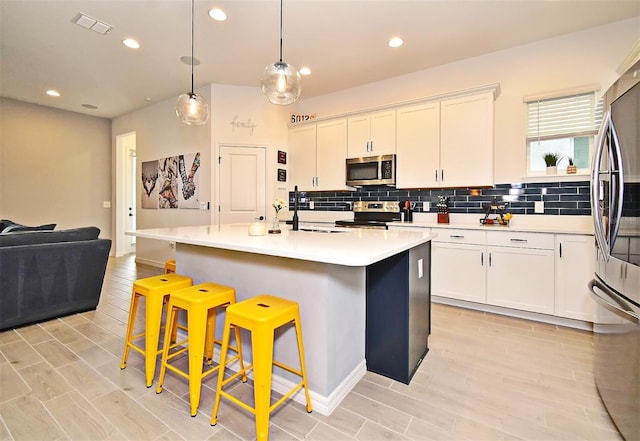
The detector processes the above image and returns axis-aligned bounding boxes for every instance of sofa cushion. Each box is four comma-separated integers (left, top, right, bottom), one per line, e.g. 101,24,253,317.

0,227,100,247
2,223,56,233
0,219,17,232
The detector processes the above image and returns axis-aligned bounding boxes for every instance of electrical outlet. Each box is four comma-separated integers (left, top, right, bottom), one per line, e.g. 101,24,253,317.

423,202,430,212
309,201,315,209
534,201,544,214
169,241,175,249
200,201,207,210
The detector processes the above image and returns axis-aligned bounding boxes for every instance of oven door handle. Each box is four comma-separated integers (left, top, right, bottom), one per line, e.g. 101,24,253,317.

589,278,640,325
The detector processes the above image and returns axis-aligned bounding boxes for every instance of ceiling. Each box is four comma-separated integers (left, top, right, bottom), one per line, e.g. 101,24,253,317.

1,0,639,119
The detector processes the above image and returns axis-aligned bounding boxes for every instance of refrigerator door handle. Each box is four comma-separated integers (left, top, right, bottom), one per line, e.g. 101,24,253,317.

609,119,625,249
588,278,639,325
591,111,614,259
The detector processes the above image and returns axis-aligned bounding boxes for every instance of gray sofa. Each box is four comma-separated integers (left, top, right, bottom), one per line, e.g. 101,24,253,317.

0,224,111,331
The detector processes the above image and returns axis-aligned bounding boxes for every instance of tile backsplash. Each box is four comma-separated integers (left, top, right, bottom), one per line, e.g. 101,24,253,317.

289,181,594,216
289,180,640,218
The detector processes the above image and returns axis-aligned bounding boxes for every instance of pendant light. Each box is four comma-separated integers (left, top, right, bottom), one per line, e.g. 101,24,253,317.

175,0,209,125
261,0,301,105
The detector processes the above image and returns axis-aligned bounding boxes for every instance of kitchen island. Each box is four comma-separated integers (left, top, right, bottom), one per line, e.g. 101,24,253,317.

131,224,433,415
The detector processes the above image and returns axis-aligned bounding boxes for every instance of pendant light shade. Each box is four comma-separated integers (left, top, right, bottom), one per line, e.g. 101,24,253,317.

175,92,209,125
261,61,301,105
176,0,209,125
261,0,301,105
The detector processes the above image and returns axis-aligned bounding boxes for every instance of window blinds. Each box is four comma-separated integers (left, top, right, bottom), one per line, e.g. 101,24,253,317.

526,92,603,141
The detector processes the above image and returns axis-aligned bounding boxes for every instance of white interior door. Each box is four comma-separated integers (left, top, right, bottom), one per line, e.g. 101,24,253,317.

115,131,137,256
218,145,266,224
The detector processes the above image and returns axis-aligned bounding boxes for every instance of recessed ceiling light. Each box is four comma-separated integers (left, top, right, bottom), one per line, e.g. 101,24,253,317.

299,67,311,76
46,90,61,97
388,37,404,48
208,8,227,21
122,38,140,49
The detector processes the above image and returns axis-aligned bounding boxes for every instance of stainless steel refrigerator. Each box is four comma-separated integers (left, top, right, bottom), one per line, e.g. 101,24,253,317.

590,59,640,441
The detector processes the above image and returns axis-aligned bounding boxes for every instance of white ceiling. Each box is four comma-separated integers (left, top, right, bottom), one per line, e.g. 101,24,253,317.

1,0,639,119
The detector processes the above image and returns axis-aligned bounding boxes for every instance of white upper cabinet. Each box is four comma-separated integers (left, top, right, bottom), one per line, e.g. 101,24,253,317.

396,101,440,188
395,89,496,189
289,124,317,191
439,91,494,187
316,119,348,191
289,120,348,192
347,110,396,157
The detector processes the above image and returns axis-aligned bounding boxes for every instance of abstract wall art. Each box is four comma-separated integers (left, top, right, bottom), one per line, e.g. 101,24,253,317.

141,152,201,209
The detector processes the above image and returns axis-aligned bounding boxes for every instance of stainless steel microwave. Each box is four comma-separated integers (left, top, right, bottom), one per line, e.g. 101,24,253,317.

346,154,396,187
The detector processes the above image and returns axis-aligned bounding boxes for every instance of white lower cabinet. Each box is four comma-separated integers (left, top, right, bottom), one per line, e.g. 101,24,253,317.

429,228,594,324
432,242,486,303
485,231,555,315
554,235,595,321
431,229,487,304
486,245,555,315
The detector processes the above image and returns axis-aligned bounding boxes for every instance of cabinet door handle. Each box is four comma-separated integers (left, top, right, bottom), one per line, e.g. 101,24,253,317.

489,252,492,266
450,235,464,239
441,170,444,181
435,170,438,182
481,251,484,266
510,238,528,243
559,243,563,258
370,141,374,152
316,176,319,187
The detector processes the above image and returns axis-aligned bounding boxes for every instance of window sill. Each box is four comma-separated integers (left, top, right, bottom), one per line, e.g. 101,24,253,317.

522,172,591,183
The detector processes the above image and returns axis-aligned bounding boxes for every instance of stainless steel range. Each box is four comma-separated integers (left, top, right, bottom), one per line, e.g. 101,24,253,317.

335,201,401,229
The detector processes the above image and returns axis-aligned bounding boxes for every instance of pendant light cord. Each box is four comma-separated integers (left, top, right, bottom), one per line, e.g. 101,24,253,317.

279,0,283,63
190,0,195,94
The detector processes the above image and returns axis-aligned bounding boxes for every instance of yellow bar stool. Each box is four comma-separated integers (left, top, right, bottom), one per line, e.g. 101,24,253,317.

164,259,176,274
120,273,193,387
210,294,312,441
155,282,245,417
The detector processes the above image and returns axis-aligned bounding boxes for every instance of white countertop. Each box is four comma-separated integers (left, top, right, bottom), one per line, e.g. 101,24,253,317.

131,224,433,267
281,211,595,235
388,221,594,235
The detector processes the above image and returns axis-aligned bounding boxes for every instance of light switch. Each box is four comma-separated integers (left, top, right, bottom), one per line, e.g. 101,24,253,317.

103,201,111,208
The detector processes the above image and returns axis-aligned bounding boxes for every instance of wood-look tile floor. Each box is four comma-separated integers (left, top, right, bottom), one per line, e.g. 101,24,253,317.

0,254,623,440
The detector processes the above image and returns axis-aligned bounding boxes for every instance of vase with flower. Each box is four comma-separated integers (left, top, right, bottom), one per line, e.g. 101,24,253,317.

269,198,287,234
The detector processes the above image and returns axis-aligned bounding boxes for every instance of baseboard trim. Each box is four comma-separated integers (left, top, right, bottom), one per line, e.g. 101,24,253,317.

271,359,367,416
182,330,367,417
134,256,164,269
433,296,594,331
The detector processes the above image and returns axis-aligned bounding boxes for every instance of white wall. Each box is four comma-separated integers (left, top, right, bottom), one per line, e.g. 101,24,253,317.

294,17,639,184
112,84,290,265
209,84,291,224
112,85,213,265
0,97,112,237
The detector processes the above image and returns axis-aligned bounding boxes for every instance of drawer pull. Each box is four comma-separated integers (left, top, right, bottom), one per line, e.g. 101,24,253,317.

510,238,528,243
450,235,464,239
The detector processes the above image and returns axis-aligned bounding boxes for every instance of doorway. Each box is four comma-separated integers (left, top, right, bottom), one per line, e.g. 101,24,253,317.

116,132,137,256
217,145,267,224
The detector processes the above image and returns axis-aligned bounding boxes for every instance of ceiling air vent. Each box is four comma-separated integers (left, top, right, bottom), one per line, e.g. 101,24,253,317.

72,13,113,35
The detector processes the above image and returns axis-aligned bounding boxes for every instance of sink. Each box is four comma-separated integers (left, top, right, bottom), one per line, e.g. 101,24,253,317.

299,227,348,233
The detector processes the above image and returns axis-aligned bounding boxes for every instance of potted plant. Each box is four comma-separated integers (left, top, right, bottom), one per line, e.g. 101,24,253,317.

543,152,563,175
567,157,577,174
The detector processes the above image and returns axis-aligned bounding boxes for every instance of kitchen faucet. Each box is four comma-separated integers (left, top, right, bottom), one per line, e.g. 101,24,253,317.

292,185,299,231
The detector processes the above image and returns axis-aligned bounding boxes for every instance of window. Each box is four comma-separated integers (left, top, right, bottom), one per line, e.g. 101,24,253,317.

526,90,603,174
